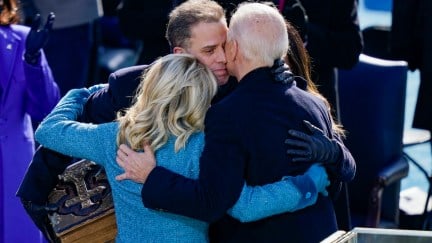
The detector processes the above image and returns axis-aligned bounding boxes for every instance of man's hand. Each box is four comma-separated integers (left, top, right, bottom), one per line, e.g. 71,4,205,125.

271,59,294,84
24,12,55,65
304,164,330,196
285,120,341,164
115,144,156,183
21,199,59,242
87,83,108,94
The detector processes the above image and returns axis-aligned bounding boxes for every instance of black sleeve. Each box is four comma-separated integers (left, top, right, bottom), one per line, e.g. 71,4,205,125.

81,65,146,123
16,146,71,203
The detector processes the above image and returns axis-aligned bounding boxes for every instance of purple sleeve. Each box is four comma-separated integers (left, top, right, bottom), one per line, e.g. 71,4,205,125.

24,51,60,122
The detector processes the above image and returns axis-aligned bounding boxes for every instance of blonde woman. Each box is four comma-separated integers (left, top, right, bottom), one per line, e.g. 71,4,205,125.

35,53,329,242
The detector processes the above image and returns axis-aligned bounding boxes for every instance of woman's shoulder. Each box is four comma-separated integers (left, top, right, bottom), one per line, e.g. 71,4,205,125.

10,24,30,38
0,24,29,42
158,132,205,158
188,132,205,143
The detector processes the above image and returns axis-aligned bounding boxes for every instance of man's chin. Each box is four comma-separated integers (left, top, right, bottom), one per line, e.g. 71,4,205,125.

216,75,230,86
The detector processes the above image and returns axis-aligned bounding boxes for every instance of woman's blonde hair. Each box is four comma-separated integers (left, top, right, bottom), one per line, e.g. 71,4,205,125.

117,53,218,152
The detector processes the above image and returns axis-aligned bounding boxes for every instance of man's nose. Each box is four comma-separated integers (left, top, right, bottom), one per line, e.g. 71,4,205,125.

215,47,226,63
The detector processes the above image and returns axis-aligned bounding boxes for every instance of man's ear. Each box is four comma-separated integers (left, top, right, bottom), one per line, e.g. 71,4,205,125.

173,47,186,54
227,40,238,62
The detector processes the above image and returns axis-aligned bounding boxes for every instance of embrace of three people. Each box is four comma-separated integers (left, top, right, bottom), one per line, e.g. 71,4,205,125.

17,0,356,242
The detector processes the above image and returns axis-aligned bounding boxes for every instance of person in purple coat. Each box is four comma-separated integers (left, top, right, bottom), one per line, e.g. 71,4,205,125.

0,1,60,242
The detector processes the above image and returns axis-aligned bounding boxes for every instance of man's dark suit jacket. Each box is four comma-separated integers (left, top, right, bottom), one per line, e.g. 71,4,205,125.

141,67,356,243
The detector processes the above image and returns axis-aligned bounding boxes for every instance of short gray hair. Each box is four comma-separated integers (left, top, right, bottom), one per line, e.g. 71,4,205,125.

228,2,289,66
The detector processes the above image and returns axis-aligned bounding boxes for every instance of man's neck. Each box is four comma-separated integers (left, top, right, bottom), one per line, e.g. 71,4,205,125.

236,61,268,82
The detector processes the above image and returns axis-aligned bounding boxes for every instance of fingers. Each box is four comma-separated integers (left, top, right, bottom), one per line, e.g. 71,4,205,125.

286,129,314,162
302,120,315,132
271,59,284,73
115,173,128,181
31,14,41,31
285,137,309,148
302,120,322,135
286,149,309,156
119,143,134,154
142,144,157,167
291,157,309,162
45,12,55,31
116,144,137,173
116,154,126,168
287,149,311,163
321,173,330,197
286,136,312,162
117,145,129,164
115,143,155,183
142,143,154,155
117,144,134,162
321,179,330,197
321,189,329,197
287,130,310,142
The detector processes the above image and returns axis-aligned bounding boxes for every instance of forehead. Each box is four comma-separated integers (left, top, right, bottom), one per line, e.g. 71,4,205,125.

188,21,228,49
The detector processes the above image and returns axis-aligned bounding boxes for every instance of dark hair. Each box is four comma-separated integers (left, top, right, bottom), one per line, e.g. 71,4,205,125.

285,20,313,90
0,0,20,25
166,0,226,49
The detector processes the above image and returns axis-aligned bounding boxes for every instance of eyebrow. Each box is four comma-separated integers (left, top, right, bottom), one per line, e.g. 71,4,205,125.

201,45,218,51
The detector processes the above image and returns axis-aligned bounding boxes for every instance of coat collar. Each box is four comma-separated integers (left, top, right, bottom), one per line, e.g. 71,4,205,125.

236,66,298,92
237,67,271,86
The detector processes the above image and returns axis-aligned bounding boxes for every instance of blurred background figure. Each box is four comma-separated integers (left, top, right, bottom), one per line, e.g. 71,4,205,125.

391,0,432,149
20,0,103,96
0,0,60,242
117,0,173,64
280,0,363,121
390,0,432,229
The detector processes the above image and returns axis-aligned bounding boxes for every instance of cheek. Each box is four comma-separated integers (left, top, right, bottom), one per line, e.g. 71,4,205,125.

196,55,214,67
225,44,234,61
226,61,234,72
225,50,233,62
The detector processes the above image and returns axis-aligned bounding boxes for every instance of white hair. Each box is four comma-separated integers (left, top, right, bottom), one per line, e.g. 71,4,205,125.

228,2,289,66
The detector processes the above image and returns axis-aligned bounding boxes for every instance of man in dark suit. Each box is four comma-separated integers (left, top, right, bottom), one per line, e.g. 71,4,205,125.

116,2,355,242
